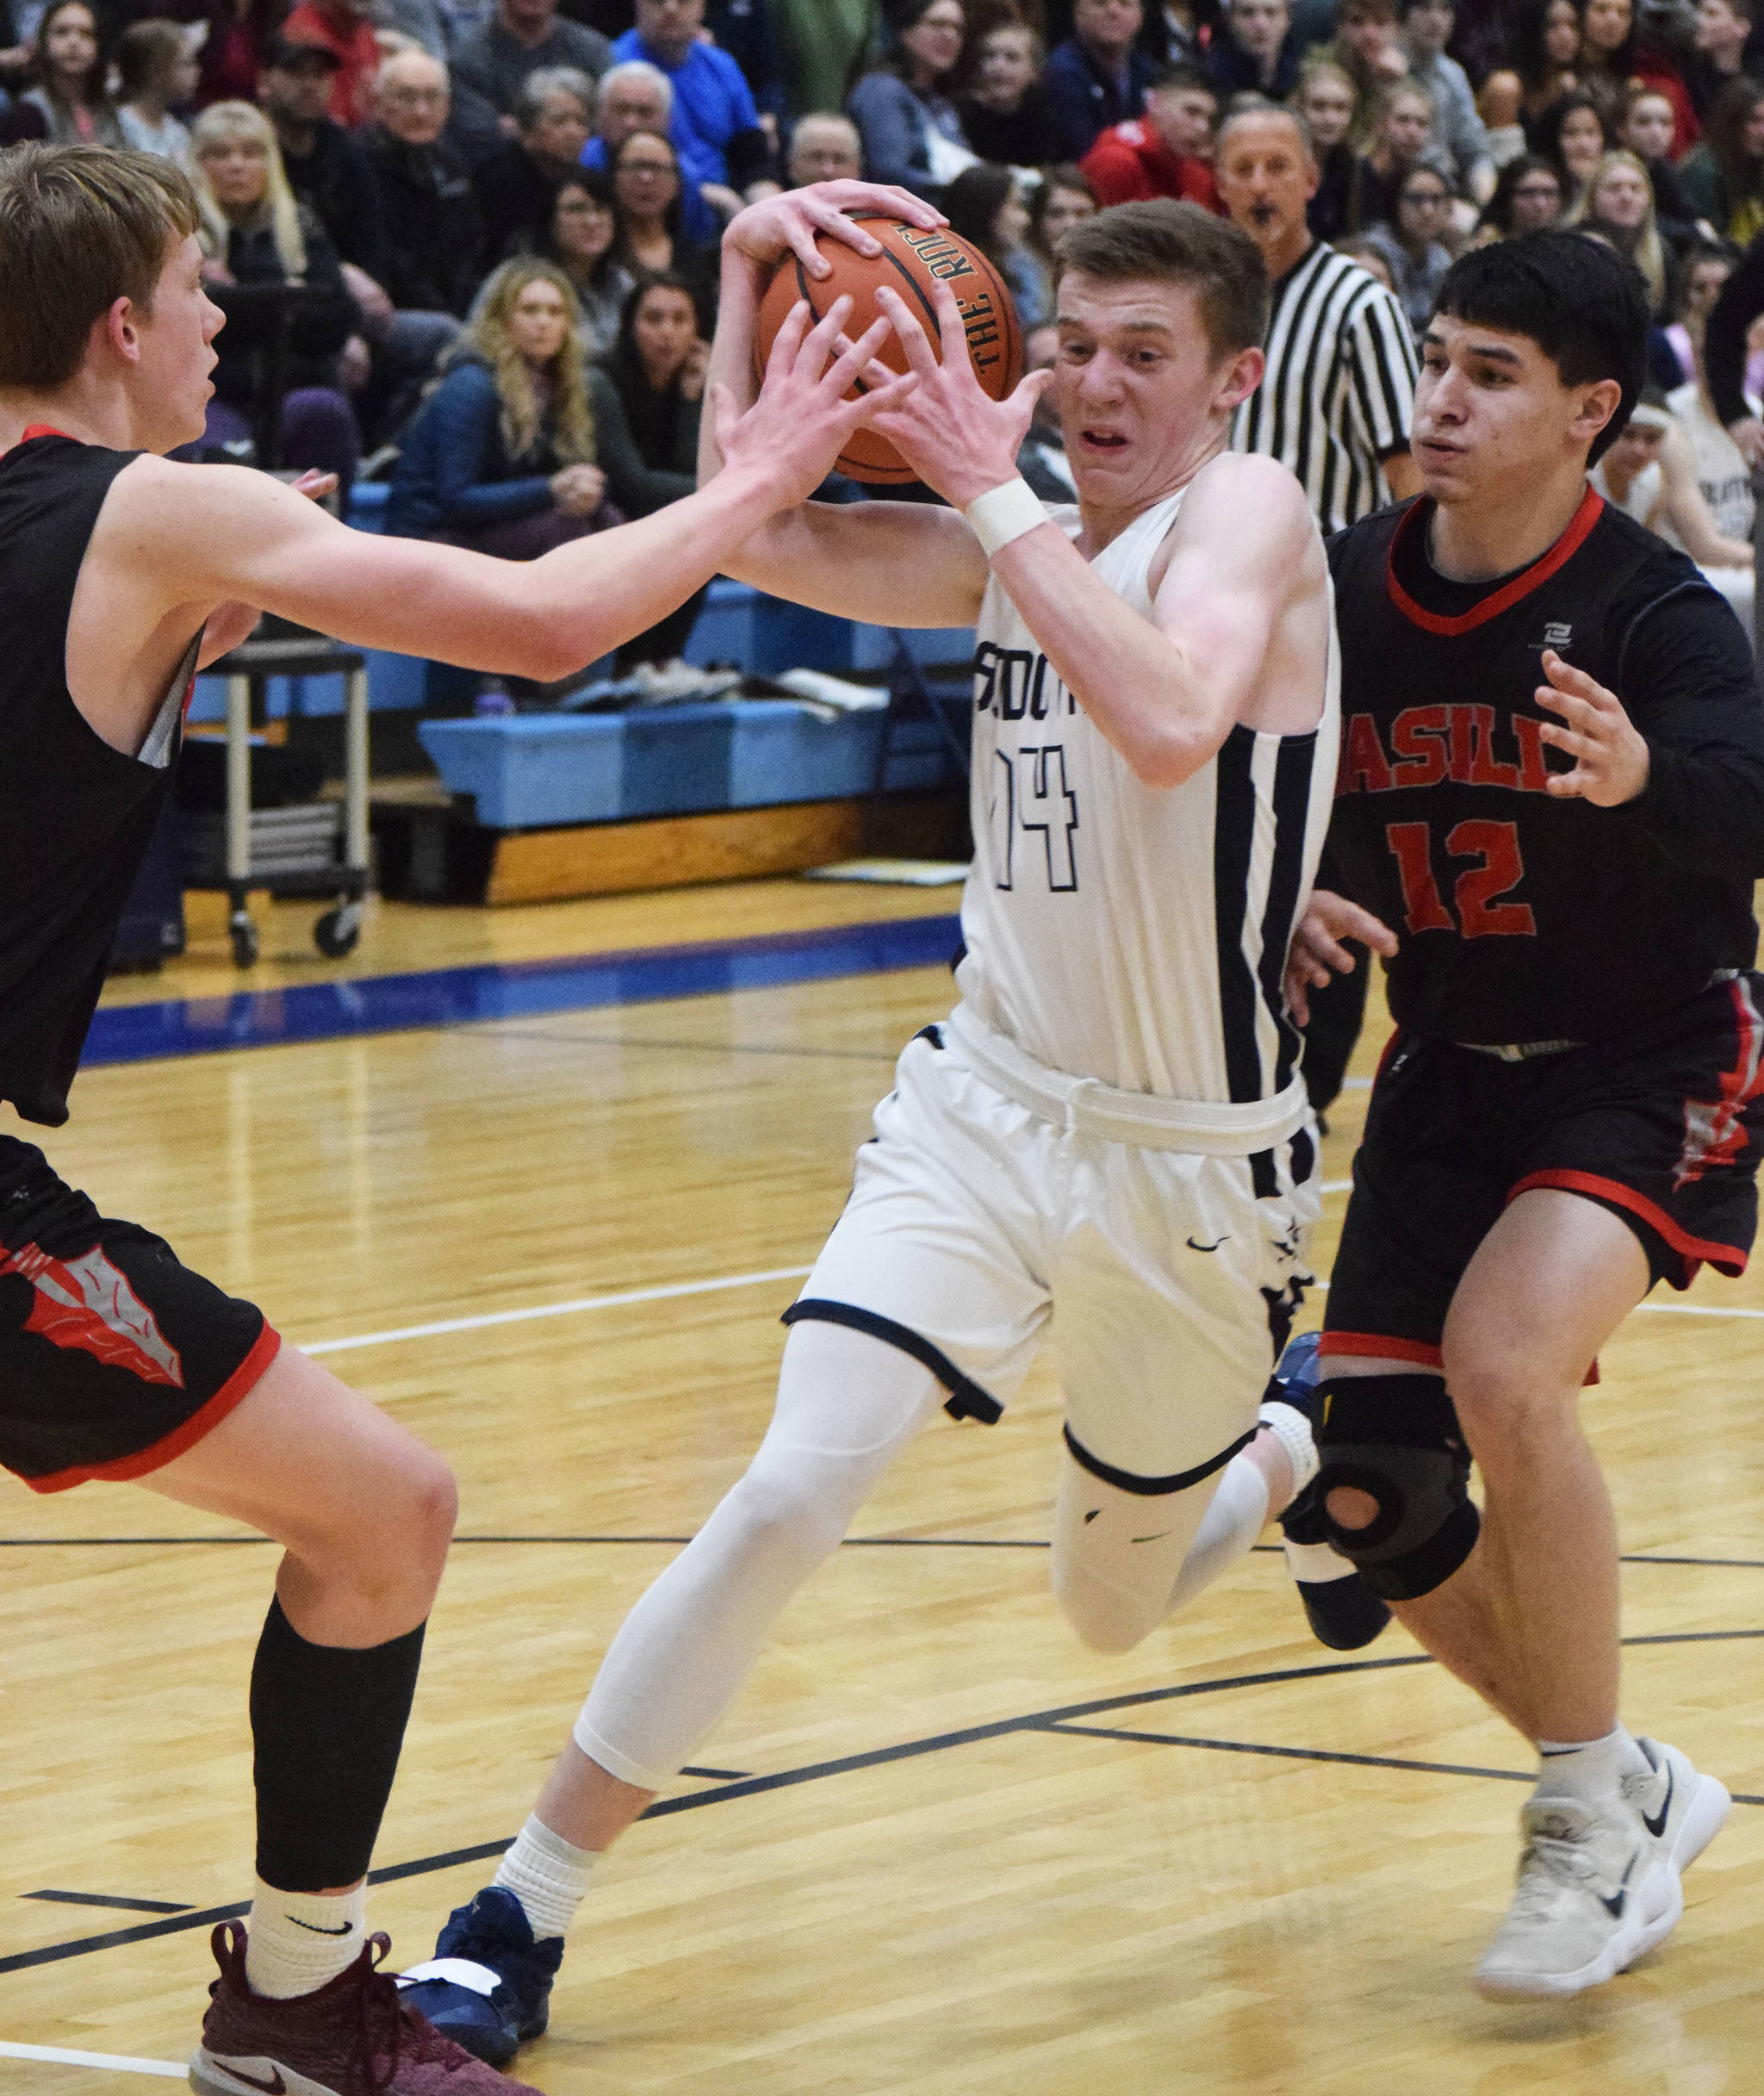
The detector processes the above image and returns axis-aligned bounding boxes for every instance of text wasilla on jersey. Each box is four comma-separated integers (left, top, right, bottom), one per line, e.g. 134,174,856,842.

1325,490,1764,1046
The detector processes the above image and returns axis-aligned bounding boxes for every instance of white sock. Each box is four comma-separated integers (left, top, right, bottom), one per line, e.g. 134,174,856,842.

1166,1454,1270,1614
1535,1724,1647,1803
245,1880,367,2000
492,1815,597,1941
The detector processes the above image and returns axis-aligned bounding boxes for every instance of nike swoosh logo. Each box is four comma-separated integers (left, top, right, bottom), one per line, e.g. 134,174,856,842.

221,2067,286,2095
1600,1854,1638,1919
1186,1235,1228,1253
1643,1764,1674,1839
288,1918,355,1936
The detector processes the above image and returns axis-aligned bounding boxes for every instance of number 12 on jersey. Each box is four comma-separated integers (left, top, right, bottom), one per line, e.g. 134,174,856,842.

991,746,1080,893
1386,818,1536,939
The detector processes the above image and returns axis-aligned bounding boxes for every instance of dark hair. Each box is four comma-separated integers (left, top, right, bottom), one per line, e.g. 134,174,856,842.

1509,0,1577,94
879,0,965,84
612,127,684,249
1027,160,1096,261
1532,86,1607,177
0,142,199,387
544,166,620,287
1056,198,1268,358
1705,74,1764,201
116,19,187,99
1397,0,1451,16
1477,151,1562,234
1432,230,1648,462
34,0,108,103
1575,0,1634,78
944,161,1016,259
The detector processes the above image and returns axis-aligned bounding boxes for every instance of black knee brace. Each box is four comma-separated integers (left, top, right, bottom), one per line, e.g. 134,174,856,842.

1313,1373,1479,1602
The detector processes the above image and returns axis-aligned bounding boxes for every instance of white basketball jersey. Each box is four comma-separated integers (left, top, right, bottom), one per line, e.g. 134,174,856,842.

955,487,1341,1103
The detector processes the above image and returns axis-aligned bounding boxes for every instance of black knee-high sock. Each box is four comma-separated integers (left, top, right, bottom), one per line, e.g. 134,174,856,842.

250,1597,426,1892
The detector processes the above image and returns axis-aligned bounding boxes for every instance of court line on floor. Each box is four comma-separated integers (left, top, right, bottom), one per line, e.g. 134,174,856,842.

300,1265,814,1357
289,1264,1764,1359
11,1641,1761,1977
84,915,963,1070
0,2040,183,2077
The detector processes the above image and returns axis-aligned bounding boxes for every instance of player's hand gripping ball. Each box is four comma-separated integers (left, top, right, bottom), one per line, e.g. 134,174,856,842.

755,215,1024,484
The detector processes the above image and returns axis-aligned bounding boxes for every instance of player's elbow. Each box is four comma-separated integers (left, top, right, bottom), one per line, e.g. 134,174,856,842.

1122,725,1205,791
518,630,592,683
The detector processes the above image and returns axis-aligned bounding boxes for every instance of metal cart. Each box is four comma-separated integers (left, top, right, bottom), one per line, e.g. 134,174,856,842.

187,631,371,969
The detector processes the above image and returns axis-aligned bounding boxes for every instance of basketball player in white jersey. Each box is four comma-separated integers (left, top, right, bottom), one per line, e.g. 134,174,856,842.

402,192,1341,2065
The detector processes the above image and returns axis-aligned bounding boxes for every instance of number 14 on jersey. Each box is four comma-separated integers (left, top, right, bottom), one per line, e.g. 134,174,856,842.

991,746,1080,893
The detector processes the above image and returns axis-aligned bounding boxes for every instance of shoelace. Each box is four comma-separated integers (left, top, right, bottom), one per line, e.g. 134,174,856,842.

357,1943,482,2085
352,1937,407,2094
1507,1835,1599,1919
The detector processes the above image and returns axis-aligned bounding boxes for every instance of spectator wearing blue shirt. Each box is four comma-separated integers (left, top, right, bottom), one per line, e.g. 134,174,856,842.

612,0,772,239
1044,0,1157,161
847,0,972,197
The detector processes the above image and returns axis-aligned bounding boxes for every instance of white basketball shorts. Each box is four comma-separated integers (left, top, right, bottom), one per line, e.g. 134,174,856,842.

786,1017,1320,1487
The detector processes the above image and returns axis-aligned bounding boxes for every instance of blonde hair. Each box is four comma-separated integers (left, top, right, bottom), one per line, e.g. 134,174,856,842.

0,141,197,385
1568,148,1666,312
189,101,307,277
465,259,596,464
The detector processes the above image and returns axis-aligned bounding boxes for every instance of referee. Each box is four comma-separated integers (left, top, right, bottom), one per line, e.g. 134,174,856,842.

1216,97,1422,1112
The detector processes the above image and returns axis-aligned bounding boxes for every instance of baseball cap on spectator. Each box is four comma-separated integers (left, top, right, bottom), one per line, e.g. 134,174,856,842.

263,35,342,72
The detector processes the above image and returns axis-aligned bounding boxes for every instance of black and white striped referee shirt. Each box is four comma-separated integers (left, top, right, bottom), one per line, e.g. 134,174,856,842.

1232,241,1420,536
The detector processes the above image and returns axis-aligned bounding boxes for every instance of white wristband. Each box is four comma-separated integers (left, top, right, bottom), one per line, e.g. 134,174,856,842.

963,477,1047,560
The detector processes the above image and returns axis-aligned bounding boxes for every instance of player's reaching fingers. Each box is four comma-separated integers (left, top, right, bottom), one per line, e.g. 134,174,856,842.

837,368,920,430
805,179,946,233
925,273,973,364
823,314,895,395
762,297,815,385
874,285,941,377
793,295,856,383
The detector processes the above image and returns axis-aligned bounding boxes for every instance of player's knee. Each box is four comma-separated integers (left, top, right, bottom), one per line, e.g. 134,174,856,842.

1438,1335,1564,1459
363,1445,457,1595
1312,1374,1478,1602
1051,1559,1160,1654
724,1458,852,1573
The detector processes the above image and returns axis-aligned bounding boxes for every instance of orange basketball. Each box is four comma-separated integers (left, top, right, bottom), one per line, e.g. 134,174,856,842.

754,215,1024,485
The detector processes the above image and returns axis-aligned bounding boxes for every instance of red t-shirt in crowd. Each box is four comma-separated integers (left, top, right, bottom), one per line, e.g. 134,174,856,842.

283,1,381,127
1080,119,1221,213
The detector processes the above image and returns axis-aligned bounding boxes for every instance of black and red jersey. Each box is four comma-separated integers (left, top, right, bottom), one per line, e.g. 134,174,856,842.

1325,488,1764,1046
0,432,190,1126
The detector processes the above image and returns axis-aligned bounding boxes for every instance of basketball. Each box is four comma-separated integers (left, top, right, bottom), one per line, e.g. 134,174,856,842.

754,215,1024,485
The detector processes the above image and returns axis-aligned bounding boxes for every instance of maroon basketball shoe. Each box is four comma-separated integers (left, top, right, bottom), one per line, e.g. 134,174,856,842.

190,1920,545,2096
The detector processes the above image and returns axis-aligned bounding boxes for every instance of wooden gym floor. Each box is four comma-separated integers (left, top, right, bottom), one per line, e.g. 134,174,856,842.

3,879,1761,2094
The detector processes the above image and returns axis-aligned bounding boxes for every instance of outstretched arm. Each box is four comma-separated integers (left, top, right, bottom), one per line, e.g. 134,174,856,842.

869,277,1321,787
695,183,991,629
93,294,912,738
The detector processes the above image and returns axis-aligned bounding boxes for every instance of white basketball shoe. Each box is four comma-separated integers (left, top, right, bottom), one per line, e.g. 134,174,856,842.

1475,1737,1730,2000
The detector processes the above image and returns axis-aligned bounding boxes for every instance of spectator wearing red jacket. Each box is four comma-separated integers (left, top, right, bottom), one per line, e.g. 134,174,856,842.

282,0,381,126
1079,64,1221,209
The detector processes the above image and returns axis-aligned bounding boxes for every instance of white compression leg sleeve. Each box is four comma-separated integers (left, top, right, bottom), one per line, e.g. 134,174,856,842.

1052,1446,1270,1654
574,1320,943,1790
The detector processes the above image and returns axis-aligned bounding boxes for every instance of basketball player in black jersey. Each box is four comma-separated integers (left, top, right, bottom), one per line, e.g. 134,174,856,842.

1285,231,1764,2000
0,143,923,2096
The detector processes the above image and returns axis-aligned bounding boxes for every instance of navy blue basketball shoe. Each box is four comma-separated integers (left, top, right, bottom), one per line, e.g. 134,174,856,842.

396,1888,563,2068
1260,1330,1392,1652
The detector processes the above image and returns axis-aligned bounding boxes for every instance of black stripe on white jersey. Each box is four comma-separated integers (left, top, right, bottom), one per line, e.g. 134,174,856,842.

1213,730,1262,1105
1214,728,1321,1108
1259,736,1319,1096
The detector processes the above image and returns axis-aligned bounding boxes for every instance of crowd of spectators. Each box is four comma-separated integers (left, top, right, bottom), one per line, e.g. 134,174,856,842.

4,0,1763,668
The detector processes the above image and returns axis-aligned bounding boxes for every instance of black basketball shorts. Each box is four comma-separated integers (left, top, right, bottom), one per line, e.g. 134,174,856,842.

0,1136,279,1493
1323,972,1764,1368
